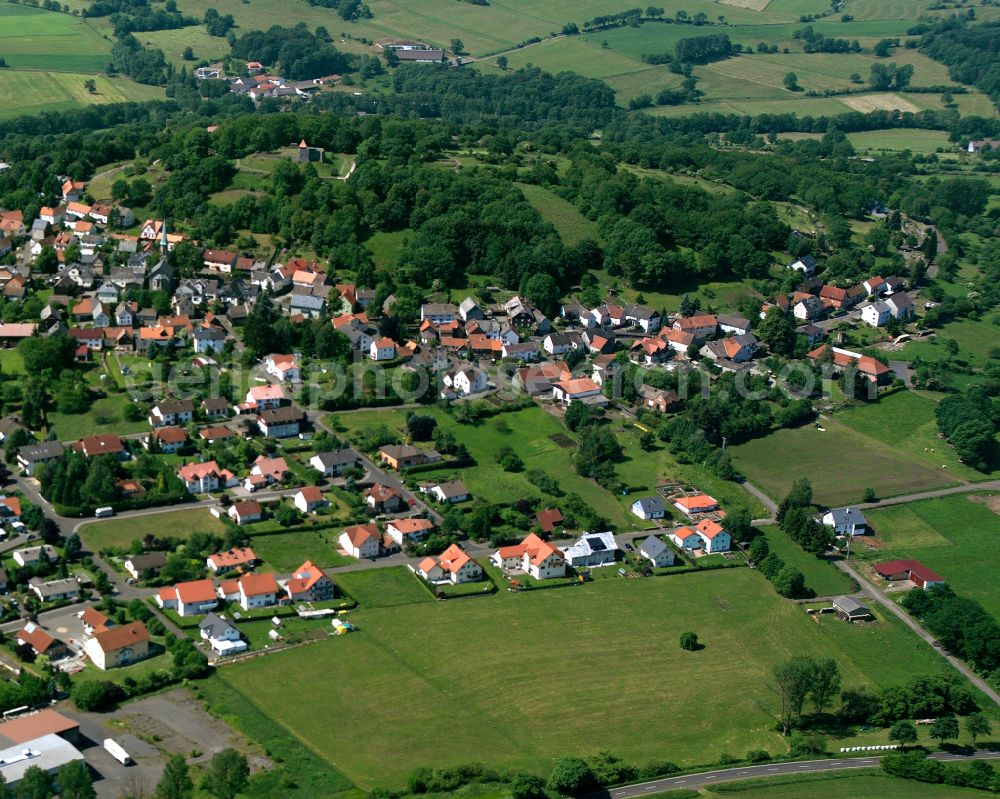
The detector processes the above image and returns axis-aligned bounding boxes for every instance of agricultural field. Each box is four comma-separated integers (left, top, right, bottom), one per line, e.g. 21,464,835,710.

79,507,227,551
863,493,1000,619
0,4,110,72
846,128,953,153
215,567,948,789
0,4,165,117
731,391,988,508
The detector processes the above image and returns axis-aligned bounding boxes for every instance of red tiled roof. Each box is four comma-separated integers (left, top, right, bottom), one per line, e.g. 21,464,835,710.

91,621,149,653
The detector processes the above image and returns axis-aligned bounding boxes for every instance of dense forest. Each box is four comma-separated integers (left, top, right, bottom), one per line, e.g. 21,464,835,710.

919,18,1000,107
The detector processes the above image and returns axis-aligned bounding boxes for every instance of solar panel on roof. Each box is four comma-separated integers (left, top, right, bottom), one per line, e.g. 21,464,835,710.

587,537,606,551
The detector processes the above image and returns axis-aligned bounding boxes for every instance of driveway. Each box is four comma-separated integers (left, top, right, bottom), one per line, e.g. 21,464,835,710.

836,559,1000,710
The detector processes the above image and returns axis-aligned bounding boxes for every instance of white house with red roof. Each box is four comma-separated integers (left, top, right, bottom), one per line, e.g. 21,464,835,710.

229,501,262,525
237,573,279,610
176,460,237,493
284,560,335,601
672,314,718,342
247,454,289,490
491,533,566,580
157,579,218,616
416,543,482,584
370,337,397,361
243,384,286,411
339,524,382,559
264,354,301,382
206,547,258,573
294,486,327,514
552,377,606,406
386,517,433,546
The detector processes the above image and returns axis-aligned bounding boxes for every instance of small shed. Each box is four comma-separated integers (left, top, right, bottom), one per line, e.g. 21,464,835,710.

832,595,872,622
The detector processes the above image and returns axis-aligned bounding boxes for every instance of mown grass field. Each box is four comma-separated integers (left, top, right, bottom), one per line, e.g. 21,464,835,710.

701,772,1000,798
732,390,993,508
729,410,965,509
0,70,164,119
334,566,433,608
79,507,226,551
864,493,1000,619
140,27,231,67
216,567,947,789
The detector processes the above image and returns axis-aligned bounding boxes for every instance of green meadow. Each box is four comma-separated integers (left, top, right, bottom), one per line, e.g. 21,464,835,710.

79,508,227,552
216,567,948,789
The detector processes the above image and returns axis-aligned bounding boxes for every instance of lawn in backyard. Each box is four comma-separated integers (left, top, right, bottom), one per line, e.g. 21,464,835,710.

252,530,352,572
79,507,226,552
46,393,151,440
333,566,433,608
215,567,947,789
863,493,1000,619
0,349,25,375
729,412,963,508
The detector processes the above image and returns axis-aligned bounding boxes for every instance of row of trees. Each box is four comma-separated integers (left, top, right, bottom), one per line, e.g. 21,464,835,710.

901,584,1000,677
935,388,999,471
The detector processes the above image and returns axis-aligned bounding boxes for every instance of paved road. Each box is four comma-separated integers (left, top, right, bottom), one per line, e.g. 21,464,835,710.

836,559,1000,710
307,409,445,525
857,479,1000,511
739,479,779,517
598,749,1000,797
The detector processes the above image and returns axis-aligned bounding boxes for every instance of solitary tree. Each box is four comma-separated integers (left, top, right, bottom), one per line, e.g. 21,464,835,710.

888,720,918,747
84,78,97,93
201,749,250,799
783,72,799,91
965,712,992,746
182,46,195,60
497,55,508,69
450,38,464,55
930,716,959,747
679,631,699,651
